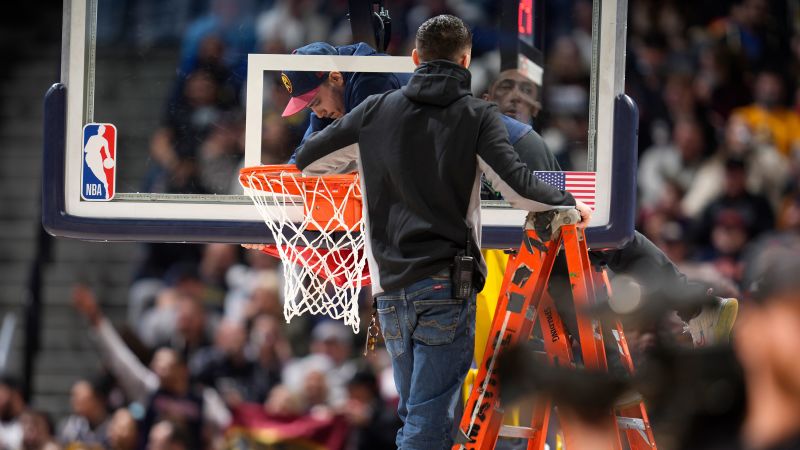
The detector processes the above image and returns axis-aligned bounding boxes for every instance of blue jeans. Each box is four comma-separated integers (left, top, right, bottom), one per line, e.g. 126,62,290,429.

376,270,476,450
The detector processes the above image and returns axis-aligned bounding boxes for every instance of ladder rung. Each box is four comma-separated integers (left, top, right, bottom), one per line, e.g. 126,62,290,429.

614,391,644,408
498,425,539,439
616,417,646,431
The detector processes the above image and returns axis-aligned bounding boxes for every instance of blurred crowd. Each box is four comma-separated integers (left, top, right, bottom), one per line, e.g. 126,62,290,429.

135,0,506,195
3,0,800,449
627,0,800,297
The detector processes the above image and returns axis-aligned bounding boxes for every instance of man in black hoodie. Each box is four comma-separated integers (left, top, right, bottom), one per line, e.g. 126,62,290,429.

295,14,590,449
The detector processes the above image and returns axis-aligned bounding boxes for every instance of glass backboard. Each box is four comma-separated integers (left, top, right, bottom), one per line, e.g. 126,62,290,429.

44,0,636,249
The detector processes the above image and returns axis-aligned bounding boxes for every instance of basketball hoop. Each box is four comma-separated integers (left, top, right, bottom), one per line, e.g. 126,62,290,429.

239,164,369,332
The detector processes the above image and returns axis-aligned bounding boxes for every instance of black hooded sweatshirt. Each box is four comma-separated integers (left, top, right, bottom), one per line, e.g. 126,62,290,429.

295,60,575,295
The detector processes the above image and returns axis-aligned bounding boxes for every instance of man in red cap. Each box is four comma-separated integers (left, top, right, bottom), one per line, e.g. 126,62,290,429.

281,41,411,163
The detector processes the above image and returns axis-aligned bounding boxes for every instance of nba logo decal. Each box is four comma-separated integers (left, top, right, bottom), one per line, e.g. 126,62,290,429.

81,123,117,201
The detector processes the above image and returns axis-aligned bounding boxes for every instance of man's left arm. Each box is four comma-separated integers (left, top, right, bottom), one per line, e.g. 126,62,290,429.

295,99,369,175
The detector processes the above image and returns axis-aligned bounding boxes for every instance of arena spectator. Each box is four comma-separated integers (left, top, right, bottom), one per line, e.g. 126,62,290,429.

246,314,291,403
654,221,692,266
178,0,256,87
139,292,215,361
693,43,751,121
148,67,229,194
144,420,191,450
136,348,222,450
169,34,242,115
106,409,137,450
197,111,245,194
135,288,182,350
71,285,231,449
224,269,281,324
569,0,593,69
130,0,194,49
639,180,690,241
741,189,800,286
694,157,775,251
242,272,282,323
197,243,240,311
777,190,800,233
58,378,111,448
707,0,789,72
655,221,741,301
20,410,59,450
639,117,710,208
682,114,788,217
0,376,26,450
260,112,298,164
732,70,800,157
341,370,401,450
282,321,356,409
733,250,800,449
662,72,703,124
256,0,330,51
189,319,270,404
703,209,751,285
626,32,672,151
547,35,590,87
223,247,281,314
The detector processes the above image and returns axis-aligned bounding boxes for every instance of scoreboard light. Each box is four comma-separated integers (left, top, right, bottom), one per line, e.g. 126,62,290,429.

500,0,544,86
518,0,534,46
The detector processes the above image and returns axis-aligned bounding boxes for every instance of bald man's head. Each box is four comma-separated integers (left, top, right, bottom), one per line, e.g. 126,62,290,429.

484,70,540,124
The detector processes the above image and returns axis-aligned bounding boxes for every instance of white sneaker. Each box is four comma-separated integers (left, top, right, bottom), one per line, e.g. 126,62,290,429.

686,297,739,347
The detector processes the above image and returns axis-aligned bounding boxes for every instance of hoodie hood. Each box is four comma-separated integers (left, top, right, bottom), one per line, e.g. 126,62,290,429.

402,60,472,107
336,42,379,57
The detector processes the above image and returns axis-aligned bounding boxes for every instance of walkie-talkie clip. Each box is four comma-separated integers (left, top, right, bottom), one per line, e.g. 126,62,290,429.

453,227,475,299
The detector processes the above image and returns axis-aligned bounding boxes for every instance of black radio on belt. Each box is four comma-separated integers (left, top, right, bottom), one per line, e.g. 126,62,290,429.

453,227,475,299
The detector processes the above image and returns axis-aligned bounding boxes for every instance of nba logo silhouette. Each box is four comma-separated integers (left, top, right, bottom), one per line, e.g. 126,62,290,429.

81,123,117,201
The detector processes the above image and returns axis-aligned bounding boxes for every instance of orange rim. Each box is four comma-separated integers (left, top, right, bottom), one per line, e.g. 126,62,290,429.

239,165,360,190
240,164,363,231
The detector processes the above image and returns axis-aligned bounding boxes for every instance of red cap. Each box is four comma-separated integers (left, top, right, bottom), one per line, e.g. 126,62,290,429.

281,87,320,117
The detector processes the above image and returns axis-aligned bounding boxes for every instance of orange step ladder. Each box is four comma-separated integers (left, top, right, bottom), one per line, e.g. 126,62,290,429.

453,209,657,450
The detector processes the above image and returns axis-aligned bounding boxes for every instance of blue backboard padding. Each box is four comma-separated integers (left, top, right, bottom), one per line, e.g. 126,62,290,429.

584,94,639,250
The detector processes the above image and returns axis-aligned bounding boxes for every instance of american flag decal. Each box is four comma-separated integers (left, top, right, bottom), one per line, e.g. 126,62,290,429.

534,171,597,209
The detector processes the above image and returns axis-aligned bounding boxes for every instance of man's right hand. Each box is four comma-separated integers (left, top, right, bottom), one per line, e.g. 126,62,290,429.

575,201,593,229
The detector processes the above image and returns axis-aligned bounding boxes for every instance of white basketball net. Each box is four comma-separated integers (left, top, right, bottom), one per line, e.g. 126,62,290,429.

240,168,367,332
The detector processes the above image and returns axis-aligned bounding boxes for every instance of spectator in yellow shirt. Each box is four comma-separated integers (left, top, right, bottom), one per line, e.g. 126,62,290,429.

732,70,800,157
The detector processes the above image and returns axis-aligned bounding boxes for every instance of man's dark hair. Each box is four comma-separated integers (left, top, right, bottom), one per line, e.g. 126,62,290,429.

415,15,472,62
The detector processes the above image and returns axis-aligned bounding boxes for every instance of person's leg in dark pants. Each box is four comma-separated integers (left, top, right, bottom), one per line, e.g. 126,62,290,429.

588,231,737,345
587,232,697,315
